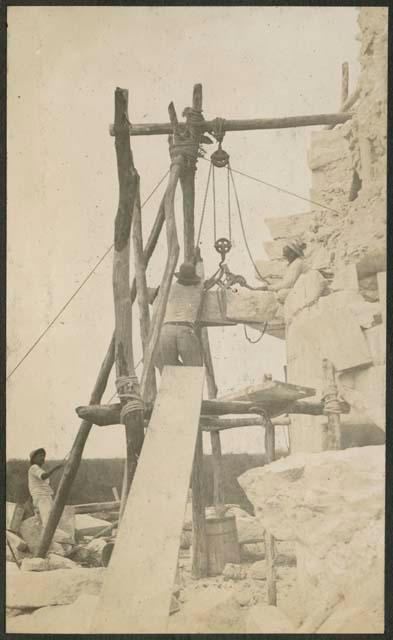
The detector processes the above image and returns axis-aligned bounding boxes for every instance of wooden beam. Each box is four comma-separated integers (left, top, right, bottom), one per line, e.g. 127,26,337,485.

200,415,291,431
132,184,157,402
75,397,349,427
138,103,182,398
37,336,115,557
112,88,144,513
180,84,203,262
73,501,120,514
110,112,353,137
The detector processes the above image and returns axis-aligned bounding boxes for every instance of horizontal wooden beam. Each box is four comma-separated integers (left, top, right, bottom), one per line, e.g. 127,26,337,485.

75,398,349,427
110,112,353,137
73,501,120,514
200,415,291,431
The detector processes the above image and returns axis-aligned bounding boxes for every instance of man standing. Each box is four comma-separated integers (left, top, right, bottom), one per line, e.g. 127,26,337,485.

151,249,205,370
28,448,64,529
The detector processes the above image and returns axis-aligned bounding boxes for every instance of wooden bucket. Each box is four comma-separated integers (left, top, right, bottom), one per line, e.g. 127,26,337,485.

206,515,240,576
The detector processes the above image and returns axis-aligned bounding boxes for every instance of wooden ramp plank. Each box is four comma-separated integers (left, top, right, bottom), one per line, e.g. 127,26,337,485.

90,366,205,634
220,380,315,406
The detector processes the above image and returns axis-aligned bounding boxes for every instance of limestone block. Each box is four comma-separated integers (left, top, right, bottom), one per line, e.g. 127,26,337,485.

21,558,49,572
225,289,278,323
363,324,385,365
222,563,247,581
245,604,295,633
47,554,79,570
239,446,384,627
7,568,104,609
248,559,267,581
339,365,386,430
75,514,110,538
168,587,247,634
6,594,99,634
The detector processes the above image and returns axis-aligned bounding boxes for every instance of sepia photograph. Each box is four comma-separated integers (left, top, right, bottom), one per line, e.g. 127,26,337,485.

6,5,387,634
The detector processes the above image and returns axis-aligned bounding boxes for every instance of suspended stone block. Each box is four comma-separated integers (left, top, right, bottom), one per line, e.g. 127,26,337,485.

225,290,278,323
200,290,236,327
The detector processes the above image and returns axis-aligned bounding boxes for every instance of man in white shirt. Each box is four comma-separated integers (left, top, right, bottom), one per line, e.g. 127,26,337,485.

28,448,64,529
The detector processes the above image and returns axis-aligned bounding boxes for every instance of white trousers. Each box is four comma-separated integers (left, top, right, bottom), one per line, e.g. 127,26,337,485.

33,495,69,543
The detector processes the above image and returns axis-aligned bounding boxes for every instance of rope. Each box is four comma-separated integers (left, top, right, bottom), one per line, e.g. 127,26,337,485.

322,385,342,414
120,397,144,422
115,374,139,398
6,170,169,382
243,322,268,344
227,164,232,242
200,156,342,216
228,164,266,282
196,162,212,246
212,163,217,242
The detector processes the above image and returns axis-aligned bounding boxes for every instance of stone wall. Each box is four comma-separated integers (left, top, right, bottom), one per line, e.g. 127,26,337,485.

260,8,388,453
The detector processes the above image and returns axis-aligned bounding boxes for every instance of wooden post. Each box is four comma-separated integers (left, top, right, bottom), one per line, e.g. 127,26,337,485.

265,531,277,606
180,83,203,262
132,184,157,402
138,102,182,399
37,337,115,557
322,359,341,450
191,430,208,579
263,410,277,606
200,328,225,516
264,415,276,463
112,88,145,515
341,62,349,108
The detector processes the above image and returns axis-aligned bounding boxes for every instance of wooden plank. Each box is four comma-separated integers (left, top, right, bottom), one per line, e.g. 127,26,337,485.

91,366,205,634
109,112,353,137
220,380,315,404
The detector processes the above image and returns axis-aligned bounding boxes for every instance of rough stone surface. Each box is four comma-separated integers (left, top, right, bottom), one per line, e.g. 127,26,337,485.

6,594,99,634
47,554,79,570
245,604,296,633
7,567,104,609
222,563,247,581
248,559,267,581
21,557,49,572
239,445,384,632
168,587,247,633
20,516,72,556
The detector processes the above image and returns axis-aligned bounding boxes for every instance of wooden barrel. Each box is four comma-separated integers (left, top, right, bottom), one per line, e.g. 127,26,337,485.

206,515,240,576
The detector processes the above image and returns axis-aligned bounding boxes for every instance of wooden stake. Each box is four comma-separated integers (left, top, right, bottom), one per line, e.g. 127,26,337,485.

200,328,225,516
341,62,349,108
112,88,144,513
132,184,157,402
37,336,115,557
322,359,341,450
264,530,277,606
138,103,182,399
191,430,208,579
263,411,277,607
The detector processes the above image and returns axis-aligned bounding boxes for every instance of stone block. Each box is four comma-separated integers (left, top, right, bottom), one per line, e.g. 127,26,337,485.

21,557,49,572
245,604,295,633
264,212,313,240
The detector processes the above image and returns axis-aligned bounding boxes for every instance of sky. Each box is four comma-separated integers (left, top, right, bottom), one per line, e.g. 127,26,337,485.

7,6,361,459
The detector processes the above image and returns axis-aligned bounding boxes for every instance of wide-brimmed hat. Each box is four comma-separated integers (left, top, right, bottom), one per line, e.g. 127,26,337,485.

174,262,201,285
29,448,46,463
284,239,306,257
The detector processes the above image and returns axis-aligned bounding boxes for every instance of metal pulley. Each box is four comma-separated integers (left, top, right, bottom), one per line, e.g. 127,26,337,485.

211,144,230,168
214,237,232,265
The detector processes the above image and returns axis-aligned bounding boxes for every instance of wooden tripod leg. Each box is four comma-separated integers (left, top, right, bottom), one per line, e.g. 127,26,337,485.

36,336,115,557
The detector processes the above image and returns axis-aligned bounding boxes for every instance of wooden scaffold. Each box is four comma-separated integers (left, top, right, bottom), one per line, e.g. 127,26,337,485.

35,82,349,627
